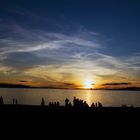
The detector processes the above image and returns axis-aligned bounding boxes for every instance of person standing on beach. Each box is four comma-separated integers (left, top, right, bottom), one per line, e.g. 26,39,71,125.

16,99,18,105
65,98,69,107
0,96,4,105
13,98,15,105
41,98,45,106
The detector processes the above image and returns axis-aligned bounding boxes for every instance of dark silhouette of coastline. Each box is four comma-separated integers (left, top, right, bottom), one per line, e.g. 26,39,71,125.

95,87,140,91
0,83,32,88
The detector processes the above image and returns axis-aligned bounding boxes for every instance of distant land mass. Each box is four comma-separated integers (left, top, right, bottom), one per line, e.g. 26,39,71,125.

94,87,140,91
0,83,32,88
0,83,140,90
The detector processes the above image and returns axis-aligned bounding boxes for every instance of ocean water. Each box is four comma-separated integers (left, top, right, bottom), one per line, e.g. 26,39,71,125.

0,88,140,107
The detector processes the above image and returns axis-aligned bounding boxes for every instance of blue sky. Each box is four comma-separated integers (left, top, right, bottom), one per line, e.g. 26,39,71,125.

0,0,140,88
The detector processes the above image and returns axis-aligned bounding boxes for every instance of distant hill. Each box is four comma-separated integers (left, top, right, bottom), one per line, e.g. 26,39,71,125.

117,87,140,90
94,87,140,91
0,83,32,88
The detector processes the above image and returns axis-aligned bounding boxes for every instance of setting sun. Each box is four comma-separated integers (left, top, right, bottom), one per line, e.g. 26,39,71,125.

84,79,94,89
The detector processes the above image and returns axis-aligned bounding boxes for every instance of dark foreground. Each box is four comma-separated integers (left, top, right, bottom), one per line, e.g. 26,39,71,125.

0,105,140,128
0,105,140,138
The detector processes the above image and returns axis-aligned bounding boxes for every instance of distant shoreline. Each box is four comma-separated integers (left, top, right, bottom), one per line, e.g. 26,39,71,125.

0,88,140,91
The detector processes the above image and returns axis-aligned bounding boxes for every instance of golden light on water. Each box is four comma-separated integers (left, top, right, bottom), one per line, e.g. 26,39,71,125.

84,78,95,89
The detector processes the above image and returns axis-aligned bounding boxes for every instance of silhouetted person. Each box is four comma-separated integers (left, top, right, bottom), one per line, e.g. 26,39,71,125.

73,96,76,107
95,102,97,107
13,98,15,105
0,96,4,105
57,101,60,106
41,98,45,106
84,101,89,108
98,102,102,107
54,102,57,106
16,99,18,105
65,98,69,107
91,102,95,108
49,102,52,107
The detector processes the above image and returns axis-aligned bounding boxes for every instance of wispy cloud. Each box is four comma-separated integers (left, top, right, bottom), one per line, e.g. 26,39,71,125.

0,22,101,53
0,18,140,86
0,22,102,71
102,82,131,86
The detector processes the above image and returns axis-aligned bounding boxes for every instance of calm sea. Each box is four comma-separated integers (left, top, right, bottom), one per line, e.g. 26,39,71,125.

0,88,140,107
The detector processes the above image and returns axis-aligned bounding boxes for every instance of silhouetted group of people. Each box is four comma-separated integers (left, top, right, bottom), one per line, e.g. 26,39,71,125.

66,96,103,109
0,96,19,105
91,102,103,108
0,96,135,109
49,101,60,107
40,96,103,108
73,96,89,108
13,98,18,105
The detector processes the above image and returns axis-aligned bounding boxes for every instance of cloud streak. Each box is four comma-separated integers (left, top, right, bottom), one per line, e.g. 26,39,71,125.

0,18,140,87
102,82,131,86
0,22,100,53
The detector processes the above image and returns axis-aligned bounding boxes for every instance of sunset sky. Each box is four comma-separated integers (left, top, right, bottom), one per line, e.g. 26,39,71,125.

0,0,140,89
